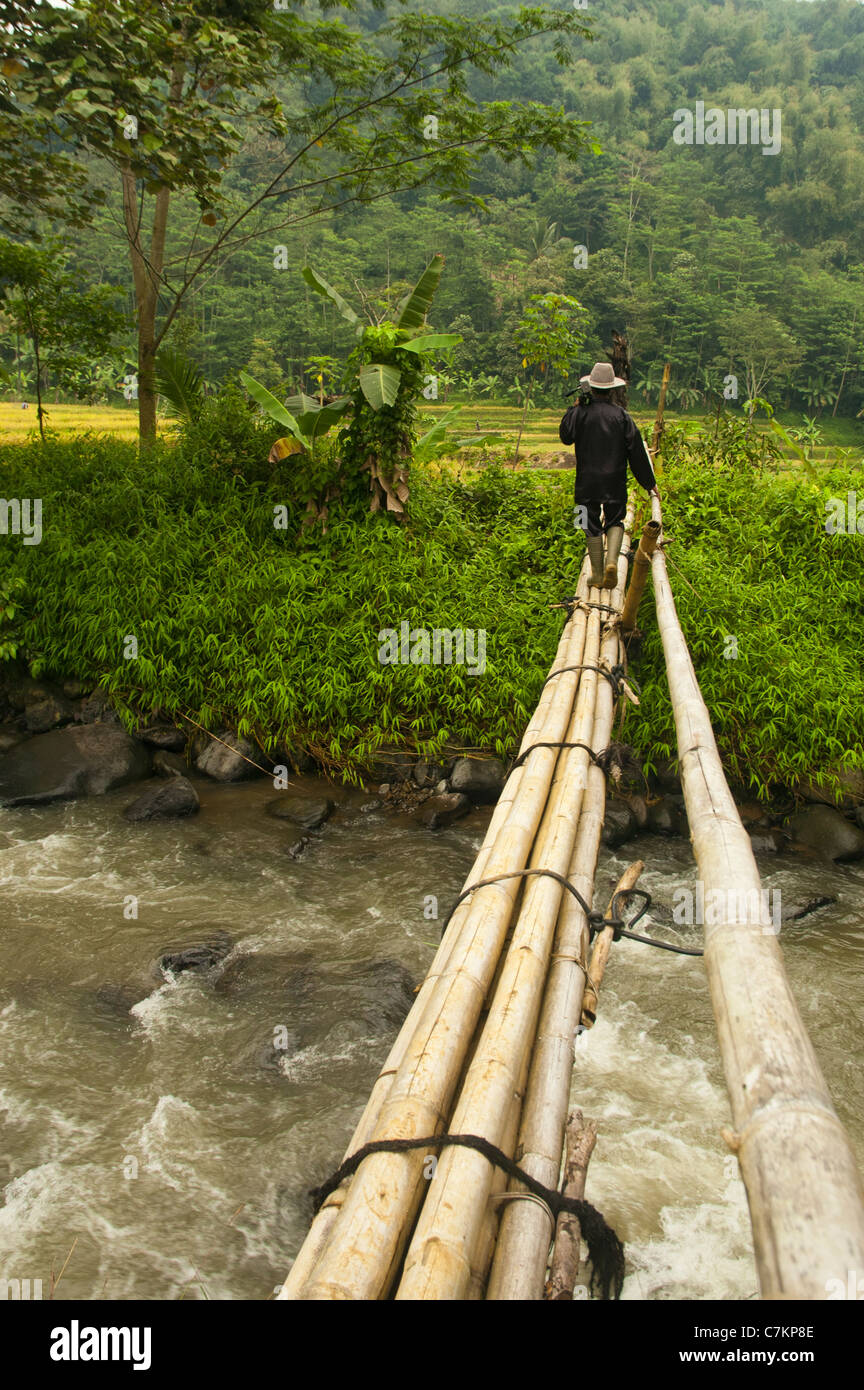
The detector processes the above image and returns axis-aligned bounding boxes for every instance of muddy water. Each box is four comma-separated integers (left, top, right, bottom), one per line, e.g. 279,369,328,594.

0,775,861,1300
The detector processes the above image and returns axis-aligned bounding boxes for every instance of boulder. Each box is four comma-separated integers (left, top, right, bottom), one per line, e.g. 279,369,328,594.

364,750,415,784
780,894,837,925
265,795,334,830
785,805,864,862
123,776,200,822
646,797,685,836
5,676,64,712
450,756,506,804
414,759,450,789
78,686,119,725
413,791,471,830
155,929,234,980
601,799,638,848
195,731,261,782
152,750,188,778
797,764,864,814
748,828,788,854
652,755,682,796
0,723,151,806
0,723,26,754
137,725,186,751
25,694,76,734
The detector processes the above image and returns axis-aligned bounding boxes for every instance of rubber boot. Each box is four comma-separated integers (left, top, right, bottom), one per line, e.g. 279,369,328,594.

603,525,624,589
586,536,605,588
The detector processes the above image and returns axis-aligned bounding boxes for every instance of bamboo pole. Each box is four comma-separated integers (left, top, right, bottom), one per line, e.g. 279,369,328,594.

581,860,644,1029
486,819,640,1300
620,518,661,633
650,494,864,1298
394,605,605,1299
651,363,670,463
546,1110,598,1301
279,566,599,1299
396,518,635,1301
295,565,598,1299
485,533,632,1300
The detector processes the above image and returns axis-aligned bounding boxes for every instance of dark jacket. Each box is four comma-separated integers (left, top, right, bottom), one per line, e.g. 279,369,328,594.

560,397,655,495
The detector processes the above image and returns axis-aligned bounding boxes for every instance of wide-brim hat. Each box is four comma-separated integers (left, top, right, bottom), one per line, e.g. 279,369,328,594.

580,361,627,390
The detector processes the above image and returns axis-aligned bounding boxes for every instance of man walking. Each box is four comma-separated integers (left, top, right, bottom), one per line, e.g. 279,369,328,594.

560,362,659,588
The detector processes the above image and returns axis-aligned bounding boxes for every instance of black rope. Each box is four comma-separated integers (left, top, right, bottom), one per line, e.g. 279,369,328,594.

542,662,640,700
439,867,613,938
309,1132,625,1301
508,738,609,773
603,888,704,956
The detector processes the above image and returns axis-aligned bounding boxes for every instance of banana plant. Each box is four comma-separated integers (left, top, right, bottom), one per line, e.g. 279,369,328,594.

238,372,352,460
301,254,461,412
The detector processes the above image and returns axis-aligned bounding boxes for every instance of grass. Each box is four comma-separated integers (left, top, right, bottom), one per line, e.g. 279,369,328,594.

0,395,863,799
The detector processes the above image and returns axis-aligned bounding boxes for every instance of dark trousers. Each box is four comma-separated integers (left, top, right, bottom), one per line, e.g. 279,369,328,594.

574,486,627,539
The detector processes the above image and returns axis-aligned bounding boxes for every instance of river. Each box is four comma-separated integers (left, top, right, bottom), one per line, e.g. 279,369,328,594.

0,775,861,1300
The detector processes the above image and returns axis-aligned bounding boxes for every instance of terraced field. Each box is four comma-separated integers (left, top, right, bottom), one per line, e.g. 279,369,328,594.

0,398,857,468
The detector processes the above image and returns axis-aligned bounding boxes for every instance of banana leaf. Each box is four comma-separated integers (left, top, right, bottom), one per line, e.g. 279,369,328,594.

301,266,362,335
358,362,401,410
395,253,445,330
239,370,302,439
400,332,462,355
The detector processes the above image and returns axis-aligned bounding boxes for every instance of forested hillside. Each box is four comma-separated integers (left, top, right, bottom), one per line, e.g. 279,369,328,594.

4,0,864,417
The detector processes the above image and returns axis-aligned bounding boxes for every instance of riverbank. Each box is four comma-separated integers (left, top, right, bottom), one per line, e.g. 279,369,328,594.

0,406,862,804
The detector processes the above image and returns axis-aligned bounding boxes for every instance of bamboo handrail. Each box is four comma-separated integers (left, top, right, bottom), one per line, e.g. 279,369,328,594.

650,494,864,1298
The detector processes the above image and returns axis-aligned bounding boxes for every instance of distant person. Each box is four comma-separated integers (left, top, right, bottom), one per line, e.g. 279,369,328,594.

560,361,659,588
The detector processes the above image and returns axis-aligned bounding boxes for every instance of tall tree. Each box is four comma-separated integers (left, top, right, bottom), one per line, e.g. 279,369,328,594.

1,0,593,442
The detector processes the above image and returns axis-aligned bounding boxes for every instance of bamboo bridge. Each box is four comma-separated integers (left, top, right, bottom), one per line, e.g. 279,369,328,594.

277,495,864,1302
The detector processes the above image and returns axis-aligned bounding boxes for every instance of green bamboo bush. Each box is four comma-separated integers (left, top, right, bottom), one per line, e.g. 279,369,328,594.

0,407,862,794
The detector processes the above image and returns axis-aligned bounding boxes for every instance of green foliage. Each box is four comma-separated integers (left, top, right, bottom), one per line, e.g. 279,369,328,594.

0,234,125,437
155,346,206,422
2,417,862,794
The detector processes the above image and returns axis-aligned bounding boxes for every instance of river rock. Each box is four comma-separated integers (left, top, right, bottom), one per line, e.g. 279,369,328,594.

748,828,789,854
124,776,200,822
652,755,682,796
798,764,864,815
5,675,64,712
602,798,638,847
414,759,450,789
450,757,506,804
0,723,151,806
153,750,188,778
0,723,26,754
785,805,864,862
265,795,334,830
137,725,186,751
156,929,234,980
780,894,837,925
78,685,120,724
413,791,471,830
195,730,261,781
646,797,685,836
364,748,415,784
25,694,76,734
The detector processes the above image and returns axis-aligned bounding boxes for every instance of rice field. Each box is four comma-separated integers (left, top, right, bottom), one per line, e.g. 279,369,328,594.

0,399,858,468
